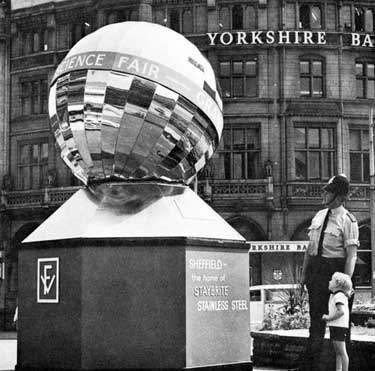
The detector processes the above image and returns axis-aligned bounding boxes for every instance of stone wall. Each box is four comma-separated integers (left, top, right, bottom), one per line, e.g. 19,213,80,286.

252,331,375,371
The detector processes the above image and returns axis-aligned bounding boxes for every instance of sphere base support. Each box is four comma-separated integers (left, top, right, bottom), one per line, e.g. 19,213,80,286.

18,183,251,371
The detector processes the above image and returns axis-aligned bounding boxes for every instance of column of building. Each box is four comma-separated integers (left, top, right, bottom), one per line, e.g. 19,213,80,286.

0,0,10,330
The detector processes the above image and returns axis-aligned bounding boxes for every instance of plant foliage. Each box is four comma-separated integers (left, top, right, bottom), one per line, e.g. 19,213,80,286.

261,288,310,330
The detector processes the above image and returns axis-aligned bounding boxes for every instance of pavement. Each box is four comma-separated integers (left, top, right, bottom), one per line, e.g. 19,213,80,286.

0,332,289,371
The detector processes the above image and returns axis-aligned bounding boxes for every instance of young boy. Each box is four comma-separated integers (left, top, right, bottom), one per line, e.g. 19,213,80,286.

322,272,353,371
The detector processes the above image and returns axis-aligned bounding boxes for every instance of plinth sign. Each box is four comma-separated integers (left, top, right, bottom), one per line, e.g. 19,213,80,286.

17,22,251,371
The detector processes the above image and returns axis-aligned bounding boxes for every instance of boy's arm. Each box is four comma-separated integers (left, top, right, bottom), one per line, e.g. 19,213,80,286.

322,303,345,322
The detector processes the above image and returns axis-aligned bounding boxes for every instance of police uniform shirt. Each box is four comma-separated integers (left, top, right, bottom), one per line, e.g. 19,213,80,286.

307,205,359,258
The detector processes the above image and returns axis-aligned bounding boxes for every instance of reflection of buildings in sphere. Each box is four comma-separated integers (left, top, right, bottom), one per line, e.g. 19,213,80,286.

48,21,223,188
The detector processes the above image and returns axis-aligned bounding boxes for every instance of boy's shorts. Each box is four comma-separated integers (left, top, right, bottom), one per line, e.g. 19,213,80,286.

329,326,348,341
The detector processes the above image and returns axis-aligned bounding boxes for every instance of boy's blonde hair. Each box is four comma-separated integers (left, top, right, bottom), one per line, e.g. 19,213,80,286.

332,272,353,296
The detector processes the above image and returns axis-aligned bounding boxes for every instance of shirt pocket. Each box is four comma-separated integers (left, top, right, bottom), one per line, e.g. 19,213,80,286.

307,222,321,254
308,222,321,240
324,225,341,248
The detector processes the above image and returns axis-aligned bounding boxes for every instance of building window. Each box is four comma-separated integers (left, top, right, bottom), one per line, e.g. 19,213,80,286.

354,7,375,32
300,58,324,97
294,125,335,180
18,141,49,190
365,9,374,32
33,31,40,53
214,126,261,180
300,4,322,29
219,6,230,29
22,32,32,55
18,29,51,55
106,9,137,24
182,9,193,33
20,78,48,116
70,22,90,47
232,5,243,30
219,5,244,30
349,128,369,183
355,7,365,32
219,58,257,98
154,6,205,34
170,9,180,32
356,62,375,99
354,225,371,287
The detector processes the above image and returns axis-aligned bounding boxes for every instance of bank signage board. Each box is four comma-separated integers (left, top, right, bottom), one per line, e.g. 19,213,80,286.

248,241,308,252
207,31,375,48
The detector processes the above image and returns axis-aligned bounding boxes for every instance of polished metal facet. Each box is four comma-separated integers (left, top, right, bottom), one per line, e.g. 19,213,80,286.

49,21,223,186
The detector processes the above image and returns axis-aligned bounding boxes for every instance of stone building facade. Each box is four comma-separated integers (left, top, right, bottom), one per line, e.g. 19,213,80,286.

0,0,373,329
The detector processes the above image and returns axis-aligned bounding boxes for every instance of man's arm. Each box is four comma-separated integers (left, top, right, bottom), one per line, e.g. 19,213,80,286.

344,245,357,278
300,249,312,287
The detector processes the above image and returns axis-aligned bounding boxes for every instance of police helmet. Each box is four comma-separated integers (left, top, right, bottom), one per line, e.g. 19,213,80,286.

322,174,349,196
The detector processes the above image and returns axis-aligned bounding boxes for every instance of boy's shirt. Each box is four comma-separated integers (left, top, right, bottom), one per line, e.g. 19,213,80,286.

327,291,349,328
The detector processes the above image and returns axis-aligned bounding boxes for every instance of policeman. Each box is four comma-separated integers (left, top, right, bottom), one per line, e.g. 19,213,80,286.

300,174,359,371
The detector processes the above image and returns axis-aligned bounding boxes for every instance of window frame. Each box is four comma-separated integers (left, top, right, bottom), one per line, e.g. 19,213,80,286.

219,3,256,31
299,55,325,98
356,60,375,99
294,123,336,181
349,126,369,183
213,124,261,180
299,3,323,29
17,139,49,191
153,4,207,34
219,57,258,98
19,77,48,117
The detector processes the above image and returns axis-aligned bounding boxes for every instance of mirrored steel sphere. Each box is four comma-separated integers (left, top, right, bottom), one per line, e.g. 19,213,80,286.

49,21,223,186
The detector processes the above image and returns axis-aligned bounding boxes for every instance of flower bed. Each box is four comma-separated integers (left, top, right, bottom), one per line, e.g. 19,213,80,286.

352,302,375,326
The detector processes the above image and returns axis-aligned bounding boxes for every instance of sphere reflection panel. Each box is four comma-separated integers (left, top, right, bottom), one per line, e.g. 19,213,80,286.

49,70,217,185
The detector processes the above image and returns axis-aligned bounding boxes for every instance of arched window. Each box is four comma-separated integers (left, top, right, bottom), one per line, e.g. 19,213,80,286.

70,23,83,47
43,29,49,51
107,12,117,24
130,10,138,21
365,9,374,32
154,10,165,25
300,4,310,29
232,5,243,30
246,5,256,30
170,9,180,32
219,6,230,30
33,31,40,53
311,6,322,29
23,32,32,55
182,9,193,34
355,7,365,32
11,33,20,57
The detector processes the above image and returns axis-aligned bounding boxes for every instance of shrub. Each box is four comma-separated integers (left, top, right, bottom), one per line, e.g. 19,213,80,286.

261,288,310,331
364,317,375,328
352,302,375,327
353,302,375,314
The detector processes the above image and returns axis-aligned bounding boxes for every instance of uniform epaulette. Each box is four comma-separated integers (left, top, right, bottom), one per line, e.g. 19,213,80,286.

346,212,357,223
